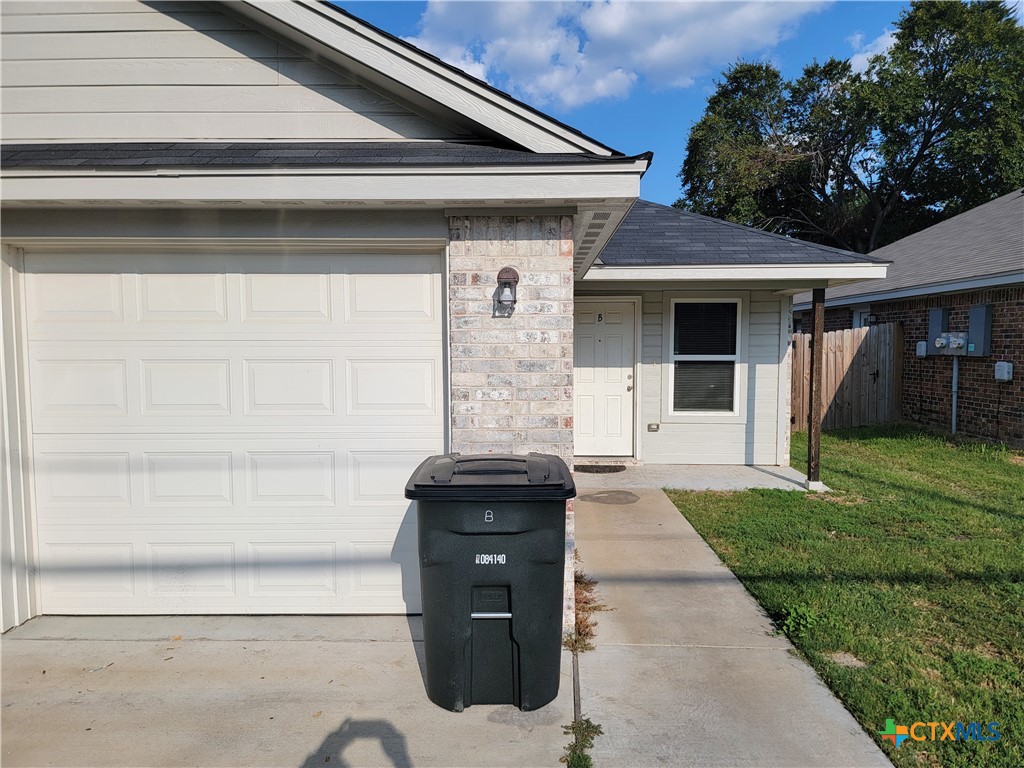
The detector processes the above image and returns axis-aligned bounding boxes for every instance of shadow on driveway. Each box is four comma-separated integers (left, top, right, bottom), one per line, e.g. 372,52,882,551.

299,717,412,768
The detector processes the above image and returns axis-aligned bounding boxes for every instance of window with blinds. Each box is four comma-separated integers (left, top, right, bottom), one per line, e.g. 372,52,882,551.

670,301,739,412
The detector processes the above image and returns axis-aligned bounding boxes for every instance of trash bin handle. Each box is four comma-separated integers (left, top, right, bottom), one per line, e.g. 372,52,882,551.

430,457,458,484
427,454,552,484
525,455,550,483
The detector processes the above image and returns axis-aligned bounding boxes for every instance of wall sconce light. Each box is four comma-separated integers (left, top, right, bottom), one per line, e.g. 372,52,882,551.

496,266,519,309
866,313,879,326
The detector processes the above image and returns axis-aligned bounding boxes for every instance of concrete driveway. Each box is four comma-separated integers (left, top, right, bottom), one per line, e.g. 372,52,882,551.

1,616,572,768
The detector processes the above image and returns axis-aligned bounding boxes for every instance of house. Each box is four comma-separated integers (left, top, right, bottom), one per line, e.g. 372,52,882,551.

0,0,884,631
793,189,1024,445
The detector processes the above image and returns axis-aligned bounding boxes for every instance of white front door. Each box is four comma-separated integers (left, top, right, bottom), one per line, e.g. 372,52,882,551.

574,301,635,456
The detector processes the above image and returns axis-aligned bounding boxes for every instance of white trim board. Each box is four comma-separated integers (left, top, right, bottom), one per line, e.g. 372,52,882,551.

582,263,888,284
1,165,645,207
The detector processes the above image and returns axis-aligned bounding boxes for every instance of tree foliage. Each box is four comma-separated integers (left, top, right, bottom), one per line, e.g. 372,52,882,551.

676,1,1024,253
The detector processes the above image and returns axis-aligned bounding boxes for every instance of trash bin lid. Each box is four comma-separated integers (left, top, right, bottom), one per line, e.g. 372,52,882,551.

404,453,576,500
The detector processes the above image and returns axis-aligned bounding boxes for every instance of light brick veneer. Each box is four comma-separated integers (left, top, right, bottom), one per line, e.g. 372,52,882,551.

447,214,577,629
447,214,575,459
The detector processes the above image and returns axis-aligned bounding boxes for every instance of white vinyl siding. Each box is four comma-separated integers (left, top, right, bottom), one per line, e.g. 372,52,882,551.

638,289,785,465
0,0,467,142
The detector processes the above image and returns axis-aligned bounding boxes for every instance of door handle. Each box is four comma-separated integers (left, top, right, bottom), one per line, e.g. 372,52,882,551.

626,385,633,392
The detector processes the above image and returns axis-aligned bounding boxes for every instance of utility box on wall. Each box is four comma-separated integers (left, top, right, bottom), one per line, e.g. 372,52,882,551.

926,305,994,357
926,308,949,356
967,304,993,357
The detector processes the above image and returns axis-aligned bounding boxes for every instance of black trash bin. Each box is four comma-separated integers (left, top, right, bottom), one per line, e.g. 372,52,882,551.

404,452,575,712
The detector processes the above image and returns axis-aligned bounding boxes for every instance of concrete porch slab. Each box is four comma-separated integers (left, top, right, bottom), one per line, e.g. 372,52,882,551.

1,615,573,768
573,463,808,491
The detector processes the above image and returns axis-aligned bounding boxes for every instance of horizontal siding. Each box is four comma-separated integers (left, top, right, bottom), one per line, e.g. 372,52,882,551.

1,113,447,142
2,59,358,88
7,86,419,114
1,10,244,33
0,0,465,143
635,289,784,465
3,31,279,60
0,1,199,15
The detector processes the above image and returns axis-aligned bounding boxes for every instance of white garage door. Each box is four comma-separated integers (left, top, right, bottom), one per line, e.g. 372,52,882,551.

25,251,442,614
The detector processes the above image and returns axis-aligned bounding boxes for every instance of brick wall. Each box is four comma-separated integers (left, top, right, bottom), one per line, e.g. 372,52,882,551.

802,285,1024,445
447,214,577,628
796,306,853,333
447,214,575,459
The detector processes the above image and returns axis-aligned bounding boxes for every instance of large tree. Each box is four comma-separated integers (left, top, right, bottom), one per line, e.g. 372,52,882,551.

676,1,1024,253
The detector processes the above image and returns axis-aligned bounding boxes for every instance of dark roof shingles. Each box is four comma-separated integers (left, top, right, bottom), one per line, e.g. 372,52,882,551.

598,200,884,267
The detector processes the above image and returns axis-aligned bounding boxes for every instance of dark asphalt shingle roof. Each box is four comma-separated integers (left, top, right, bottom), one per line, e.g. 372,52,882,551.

1,142,647,169
599,200,886,266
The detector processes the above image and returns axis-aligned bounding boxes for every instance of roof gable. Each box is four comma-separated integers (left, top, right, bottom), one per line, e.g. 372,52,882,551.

227,0,618,155
2,0,624,152
0,0,470,144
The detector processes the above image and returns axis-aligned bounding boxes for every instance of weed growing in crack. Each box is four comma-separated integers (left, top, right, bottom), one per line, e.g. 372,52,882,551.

562,556,608,766
561,717,604,768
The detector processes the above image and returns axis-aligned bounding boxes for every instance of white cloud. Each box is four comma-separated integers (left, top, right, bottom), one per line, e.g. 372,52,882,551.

405,0,829,110
848,28,895,73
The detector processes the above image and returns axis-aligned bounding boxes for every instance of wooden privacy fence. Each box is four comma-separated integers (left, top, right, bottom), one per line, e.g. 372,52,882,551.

791,323,903,432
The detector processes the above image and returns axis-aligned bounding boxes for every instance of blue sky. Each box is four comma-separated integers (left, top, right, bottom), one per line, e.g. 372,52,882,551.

337,1,911,205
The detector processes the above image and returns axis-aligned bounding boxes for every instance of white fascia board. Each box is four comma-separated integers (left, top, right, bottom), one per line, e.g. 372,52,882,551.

235,0,613,156
791,272,1024,311
1,162,645,205
581,263,889,283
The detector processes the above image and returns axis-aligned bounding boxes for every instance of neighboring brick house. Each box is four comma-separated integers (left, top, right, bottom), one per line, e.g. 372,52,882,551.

795,189,1024,446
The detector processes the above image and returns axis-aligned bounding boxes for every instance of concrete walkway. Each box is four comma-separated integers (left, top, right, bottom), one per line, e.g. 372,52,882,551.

1,616,572,768
574,488,892,768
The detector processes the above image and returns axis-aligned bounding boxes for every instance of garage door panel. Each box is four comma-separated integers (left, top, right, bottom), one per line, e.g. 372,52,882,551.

138,272,230,323
33,359,130,419
30,344,442,432
33,437,435,522
242,272,333,324
26,252,441,341
28,251,441,615
28,271,126,325
37,525,421,614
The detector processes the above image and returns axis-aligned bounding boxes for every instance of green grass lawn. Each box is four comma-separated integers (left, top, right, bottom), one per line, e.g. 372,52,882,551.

667,425,1024,768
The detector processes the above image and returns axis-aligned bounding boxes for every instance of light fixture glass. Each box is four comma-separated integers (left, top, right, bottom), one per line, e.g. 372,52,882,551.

496,266,519,309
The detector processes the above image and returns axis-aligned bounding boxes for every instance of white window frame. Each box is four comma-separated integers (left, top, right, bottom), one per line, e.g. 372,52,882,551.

662,294,747,424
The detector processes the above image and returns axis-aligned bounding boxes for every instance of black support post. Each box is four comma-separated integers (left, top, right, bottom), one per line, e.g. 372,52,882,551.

807,287,825,488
